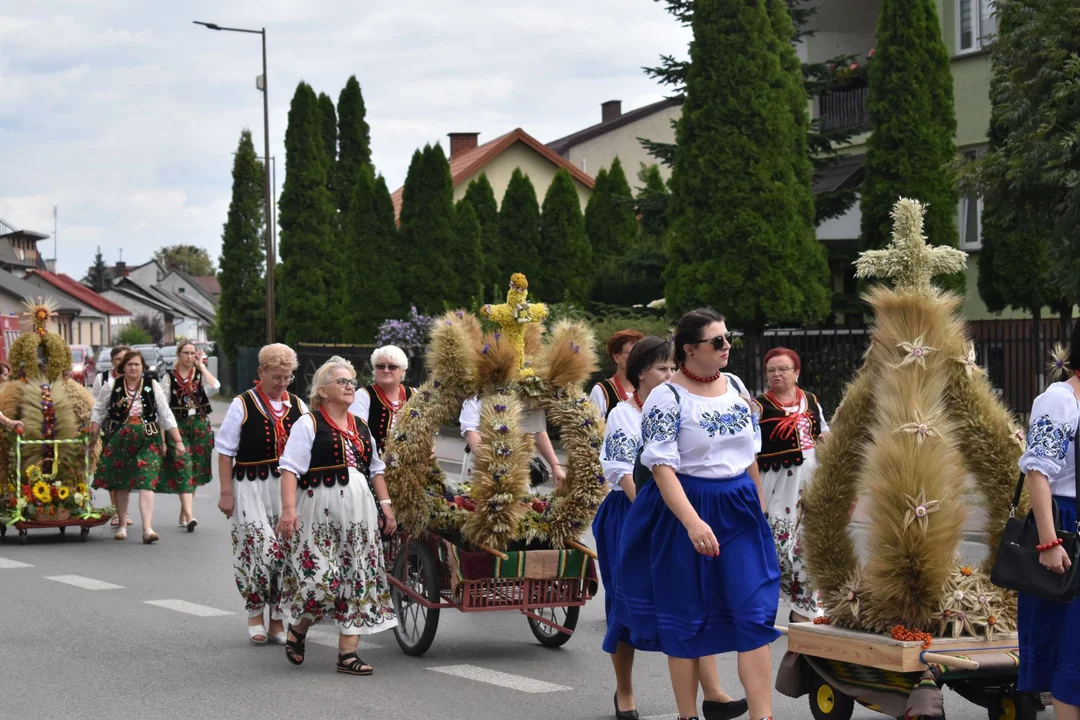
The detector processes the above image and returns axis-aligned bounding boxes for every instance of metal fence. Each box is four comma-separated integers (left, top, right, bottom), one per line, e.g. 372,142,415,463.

818,86,870,133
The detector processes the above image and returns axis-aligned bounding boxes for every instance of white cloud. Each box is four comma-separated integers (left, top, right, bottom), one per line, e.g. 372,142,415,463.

0,0,690,279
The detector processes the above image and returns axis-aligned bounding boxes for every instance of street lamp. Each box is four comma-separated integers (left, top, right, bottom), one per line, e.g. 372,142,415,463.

194,20,276,344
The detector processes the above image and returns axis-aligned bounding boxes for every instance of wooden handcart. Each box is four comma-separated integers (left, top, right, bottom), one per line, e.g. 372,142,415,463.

385,530,598,656
777,622,1042,720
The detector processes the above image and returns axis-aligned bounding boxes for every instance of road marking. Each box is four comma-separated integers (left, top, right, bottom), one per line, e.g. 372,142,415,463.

0,557,33,569
305,628,381,651
642,715,677,720
144,599,235,617
427,665,571,693
45,575,123,590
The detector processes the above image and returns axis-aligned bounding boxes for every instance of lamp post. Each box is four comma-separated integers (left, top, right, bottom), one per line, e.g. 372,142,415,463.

194,21,275,343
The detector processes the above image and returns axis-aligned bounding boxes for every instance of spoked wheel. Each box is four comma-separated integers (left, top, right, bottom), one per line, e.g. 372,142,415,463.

391,539,440,657
809,673,855,720
527,603,580,648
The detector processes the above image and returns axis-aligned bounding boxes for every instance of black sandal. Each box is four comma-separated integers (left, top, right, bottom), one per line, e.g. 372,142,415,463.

285,625,307,666
336,652,374,676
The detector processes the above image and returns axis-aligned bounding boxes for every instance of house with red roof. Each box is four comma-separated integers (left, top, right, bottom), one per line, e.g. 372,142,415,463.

390,128,595,221
23,270,131,346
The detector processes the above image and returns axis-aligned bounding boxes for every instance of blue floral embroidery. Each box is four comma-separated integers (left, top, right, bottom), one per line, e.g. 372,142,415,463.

699,403,751,438
603,429,640,464
643,407,679,444
1027,414,1074,460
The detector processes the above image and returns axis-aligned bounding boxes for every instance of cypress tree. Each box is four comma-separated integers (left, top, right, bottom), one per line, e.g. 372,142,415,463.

537,169,592,304
372,173,406,316
278,81,338,345
318,92,337,171
398,145,455,313
636,164,670,245
585,158,637,259
217,129,267,357
342,165,401,342
463,173,501,300
452,199,485,306
860,0,961,291
665,0,829,326
373,174,398,245
336,76,373,216
497,169,542,287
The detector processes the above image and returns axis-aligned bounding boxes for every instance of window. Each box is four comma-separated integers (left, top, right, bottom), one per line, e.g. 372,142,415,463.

959,193,984,251
958,0,997,53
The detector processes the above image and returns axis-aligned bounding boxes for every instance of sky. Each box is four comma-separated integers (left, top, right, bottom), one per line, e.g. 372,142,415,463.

0,1,691,280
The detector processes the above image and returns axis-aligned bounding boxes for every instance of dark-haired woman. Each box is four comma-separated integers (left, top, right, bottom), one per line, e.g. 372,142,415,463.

1016,324,1080,717
90,350,186,543
605,309,778,720
590,329,645,420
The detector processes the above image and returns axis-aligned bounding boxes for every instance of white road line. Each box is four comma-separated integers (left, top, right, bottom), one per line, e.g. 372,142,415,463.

143,599,235,617
427,665,571,693
642,715,678,720
45,575,123,590
0,557,33,569
305,629,381,651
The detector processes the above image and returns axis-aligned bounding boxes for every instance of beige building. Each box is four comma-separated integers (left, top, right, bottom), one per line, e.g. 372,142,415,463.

391,128,595,220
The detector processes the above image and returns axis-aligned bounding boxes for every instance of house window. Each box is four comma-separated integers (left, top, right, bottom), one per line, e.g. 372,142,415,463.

958,0,997,53
958,148,986,251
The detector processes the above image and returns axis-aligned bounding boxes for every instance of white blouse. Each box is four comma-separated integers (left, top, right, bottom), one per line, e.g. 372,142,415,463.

278,413,387,478
90,376,178,432
640,376,761,480
1019,382,1079,498
348,386,373,422
215,393,310,458
459,396,482,436
589,383,609,418
601,401,642,492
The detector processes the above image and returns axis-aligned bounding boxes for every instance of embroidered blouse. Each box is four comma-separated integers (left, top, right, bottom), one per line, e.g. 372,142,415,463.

90,376,178,431
278,413,387,478
1019,382,1079,498
640,377,761,480
600,401,642,492
215,394,310,457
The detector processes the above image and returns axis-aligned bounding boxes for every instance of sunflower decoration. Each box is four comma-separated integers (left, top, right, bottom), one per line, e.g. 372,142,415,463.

32,481,51,504
57,485,70,501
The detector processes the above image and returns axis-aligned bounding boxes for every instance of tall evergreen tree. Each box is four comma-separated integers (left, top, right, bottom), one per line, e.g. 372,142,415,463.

452,199,485,306
373,175,399,246
636,163,670,245
217,129,267,357
536,169,592,304
372,173,406,316
336,76,372,216
585,157,637,259
859,0,961,291
497,169,542,286
398,145,456,313
665,0,829,326
341,165,401,342
86,247,112,293
463,173,501,300
278,81,338,345
318,92,338,172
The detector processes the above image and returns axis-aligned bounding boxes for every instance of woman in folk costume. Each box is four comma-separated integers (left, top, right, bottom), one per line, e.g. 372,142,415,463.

597,336,747,720
159,340,220,531
590,329,645,420
92,344,131,528
90,349,185,544
215,343,307,645
348,345,414,455
277,356,398,676
754,347,829,621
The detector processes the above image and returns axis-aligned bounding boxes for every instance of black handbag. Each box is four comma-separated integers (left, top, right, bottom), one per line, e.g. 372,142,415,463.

990,414,1080,603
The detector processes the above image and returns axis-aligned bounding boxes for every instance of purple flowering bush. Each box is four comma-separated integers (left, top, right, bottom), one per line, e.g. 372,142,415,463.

375,306,434,351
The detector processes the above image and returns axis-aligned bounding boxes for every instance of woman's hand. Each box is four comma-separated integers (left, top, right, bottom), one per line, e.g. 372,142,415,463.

685,516,719,556
217,493,234,519
5,418,23,433
553,464,567,487
1041,544,1073,574
277,509,299,539
381,506,397,535
174,440,187,456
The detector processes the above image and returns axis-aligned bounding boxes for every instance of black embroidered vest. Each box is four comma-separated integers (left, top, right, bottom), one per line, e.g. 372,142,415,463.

233,390,304,481
104,378,159,439
168,368,212,419
593,378,623,420
756,391,825,472
364,384,415,454
297,411,373,490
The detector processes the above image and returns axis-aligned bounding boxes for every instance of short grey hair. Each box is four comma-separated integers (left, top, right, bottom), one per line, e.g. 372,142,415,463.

309,356,356,411
371,345,408,372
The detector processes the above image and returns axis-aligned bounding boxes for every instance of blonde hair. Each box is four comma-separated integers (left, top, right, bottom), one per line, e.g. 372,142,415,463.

371,345,408,372
258,343,298,373
309,356,356,411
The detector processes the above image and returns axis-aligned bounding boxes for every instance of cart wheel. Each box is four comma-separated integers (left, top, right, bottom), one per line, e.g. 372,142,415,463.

18,529,27,545
80,527,90,542
527,603,580,648
994,693,1038,720
809,673,854,720
0,524,6,538
391,539,440,657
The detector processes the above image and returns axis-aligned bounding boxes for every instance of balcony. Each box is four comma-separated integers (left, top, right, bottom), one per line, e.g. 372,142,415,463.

817,86,870,134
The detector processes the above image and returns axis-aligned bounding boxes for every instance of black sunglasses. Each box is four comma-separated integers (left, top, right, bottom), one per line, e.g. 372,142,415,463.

374,363,400,371
697,332,733,350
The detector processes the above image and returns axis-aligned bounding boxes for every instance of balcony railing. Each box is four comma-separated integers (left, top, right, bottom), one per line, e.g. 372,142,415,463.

818,86,870,133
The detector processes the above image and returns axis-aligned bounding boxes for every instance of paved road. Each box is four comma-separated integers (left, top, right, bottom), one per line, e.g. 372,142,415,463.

0,401,1003,720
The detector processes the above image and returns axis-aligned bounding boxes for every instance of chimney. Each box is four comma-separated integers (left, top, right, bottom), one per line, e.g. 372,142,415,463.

45,259,57,273
601,100,622,123
448,132,480,158
116,261,127,276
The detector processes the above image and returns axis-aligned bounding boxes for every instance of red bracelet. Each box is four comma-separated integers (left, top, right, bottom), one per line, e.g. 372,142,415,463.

1036,538,1063,552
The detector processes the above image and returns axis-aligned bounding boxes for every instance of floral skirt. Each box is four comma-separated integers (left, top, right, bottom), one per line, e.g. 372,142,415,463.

281,467,398,636
761,451,823,617
93,422,164,492
231,474,286,619
158,414,214,494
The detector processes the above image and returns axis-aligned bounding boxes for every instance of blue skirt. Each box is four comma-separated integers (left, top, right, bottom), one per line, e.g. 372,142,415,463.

1018,496,1080,705
602,472,781,659
593,490,633,621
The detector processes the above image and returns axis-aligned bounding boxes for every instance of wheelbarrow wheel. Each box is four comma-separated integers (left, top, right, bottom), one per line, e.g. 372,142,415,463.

59,526,66,536
994,692,1038,720
527,603,580,648
391,539,440,657
80,526,90,541
809,673,854,720
18,529,27,545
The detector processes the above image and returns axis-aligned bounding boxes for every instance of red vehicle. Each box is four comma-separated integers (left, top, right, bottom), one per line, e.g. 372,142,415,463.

68,345,96,387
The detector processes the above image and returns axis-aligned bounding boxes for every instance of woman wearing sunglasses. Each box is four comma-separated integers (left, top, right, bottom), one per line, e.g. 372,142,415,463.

605,308,778,720
348,345,415,455
277,356,398,676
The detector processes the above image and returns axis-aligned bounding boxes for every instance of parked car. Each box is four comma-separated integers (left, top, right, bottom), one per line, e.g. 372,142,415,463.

96,347,112,367
159,345,177,373
69,345,96,387
133,344,167,380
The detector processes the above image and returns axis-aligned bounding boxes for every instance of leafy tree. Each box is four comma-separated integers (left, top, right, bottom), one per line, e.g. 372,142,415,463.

463,173,501,300
398,145,456,313
452,199,485,306
859,0,961,291
497,169,542,286
336,76,372,215
131,313,164,344
116,323,153,346
342,165,401,342
86,247,112,292
217,129,267,357
665,0,829,326
154,245,215,276
278,81,338,345
536,169,592,304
